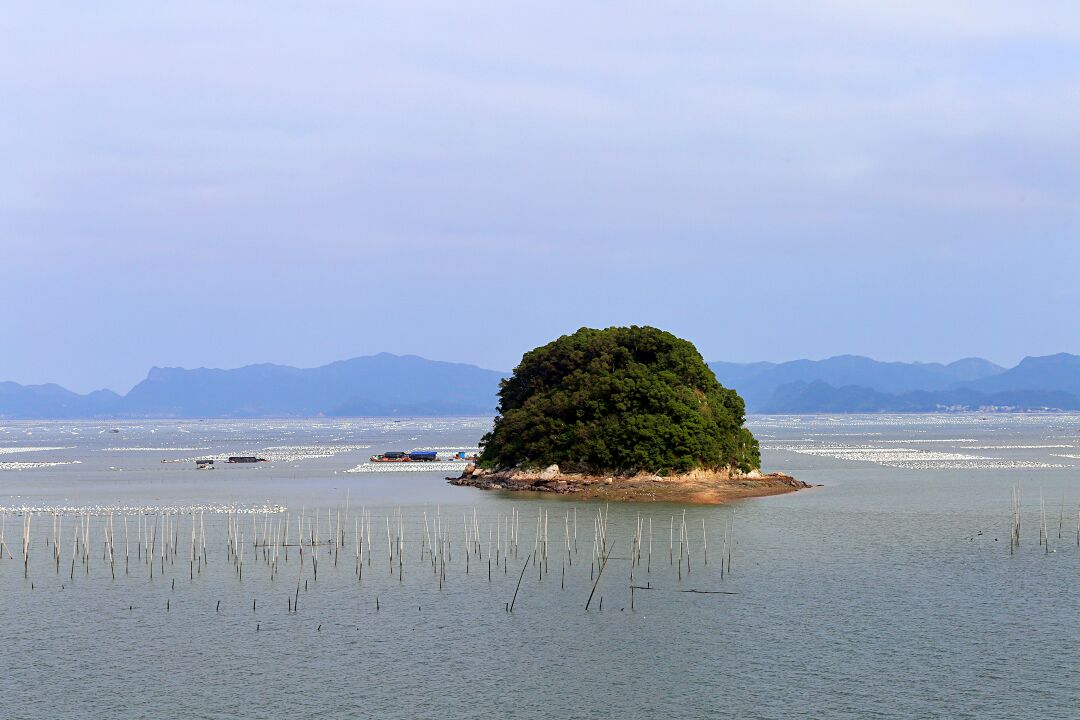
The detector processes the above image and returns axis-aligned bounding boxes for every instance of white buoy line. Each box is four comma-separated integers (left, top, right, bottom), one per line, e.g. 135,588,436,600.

345,462,470,474
0,446,73,455
0,503,288,515
0,461,82,470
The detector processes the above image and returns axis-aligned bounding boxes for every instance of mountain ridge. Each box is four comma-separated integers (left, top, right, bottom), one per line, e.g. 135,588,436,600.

759,380,1080,413
707,354,1006,409
0,354,506,419
721,353,1080,413
4,352,1080,418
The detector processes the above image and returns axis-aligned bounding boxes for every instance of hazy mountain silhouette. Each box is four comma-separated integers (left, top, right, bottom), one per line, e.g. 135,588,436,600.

760,381,1080,413
4,352,1080,418
956,353,1080,396
712,353,1080,412
708,354,1005,409
0,382,122,419
0,354,504,419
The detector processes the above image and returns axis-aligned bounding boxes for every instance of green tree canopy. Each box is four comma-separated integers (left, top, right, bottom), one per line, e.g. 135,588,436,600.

479,326,760,474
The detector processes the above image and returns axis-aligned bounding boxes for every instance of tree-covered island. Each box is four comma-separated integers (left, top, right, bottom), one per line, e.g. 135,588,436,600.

451,326,808,503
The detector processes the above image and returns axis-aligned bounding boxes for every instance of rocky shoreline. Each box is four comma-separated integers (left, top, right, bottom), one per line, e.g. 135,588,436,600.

448,465,811,504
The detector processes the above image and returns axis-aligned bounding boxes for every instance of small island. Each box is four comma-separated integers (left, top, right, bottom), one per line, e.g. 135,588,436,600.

451,326,809,504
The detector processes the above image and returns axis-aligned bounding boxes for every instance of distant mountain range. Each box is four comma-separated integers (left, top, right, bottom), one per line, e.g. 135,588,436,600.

0,354,506,419
708,353,1080,413
4,352,1080,418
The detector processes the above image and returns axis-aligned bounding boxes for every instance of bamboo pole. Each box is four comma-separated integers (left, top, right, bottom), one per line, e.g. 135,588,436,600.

509,553,532,612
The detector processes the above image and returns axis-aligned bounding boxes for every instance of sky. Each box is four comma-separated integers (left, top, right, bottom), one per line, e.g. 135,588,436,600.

2,2,1079,393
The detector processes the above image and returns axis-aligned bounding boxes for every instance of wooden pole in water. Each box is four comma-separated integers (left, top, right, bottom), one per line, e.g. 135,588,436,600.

1039,491,1048,553
70,519,77,579
669,515,674,565
564,512,571,566
108,513,116,580
677,511,685,578
727,510,734,573
85,514,91,574
702,518,708,565
293,535,304,612
54,513,62,572
1044,496,1050,555
683,511,691,575
544,510,549,567
585,536,611,611
648,517,652,573
1009,487,1015,554
23,511,31,578
1038,490,1044,546
509,553,531,612
386,515,392,571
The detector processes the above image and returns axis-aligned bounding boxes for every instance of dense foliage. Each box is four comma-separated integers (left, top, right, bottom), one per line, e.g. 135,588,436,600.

479,326,760,474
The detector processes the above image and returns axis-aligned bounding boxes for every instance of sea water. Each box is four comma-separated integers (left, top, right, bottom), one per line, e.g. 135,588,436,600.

1,415,1078,719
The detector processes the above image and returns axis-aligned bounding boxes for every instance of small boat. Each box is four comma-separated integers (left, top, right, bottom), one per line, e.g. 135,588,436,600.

370,451,412,462
369,451,438,462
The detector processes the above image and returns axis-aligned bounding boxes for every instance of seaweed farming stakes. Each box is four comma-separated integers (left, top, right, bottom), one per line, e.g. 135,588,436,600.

0,501,745,619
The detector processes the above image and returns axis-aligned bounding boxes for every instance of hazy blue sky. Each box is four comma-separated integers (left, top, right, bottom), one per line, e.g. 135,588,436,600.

3,2,1079,392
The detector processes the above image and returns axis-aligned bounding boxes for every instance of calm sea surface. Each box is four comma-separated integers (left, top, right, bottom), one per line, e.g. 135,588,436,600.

2,414,1079,719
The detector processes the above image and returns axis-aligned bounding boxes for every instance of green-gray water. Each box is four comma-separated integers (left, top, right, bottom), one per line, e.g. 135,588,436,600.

1,415,1078,719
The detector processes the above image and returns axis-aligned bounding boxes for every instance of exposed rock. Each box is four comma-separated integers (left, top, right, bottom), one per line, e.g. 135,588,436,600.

448,465,810,504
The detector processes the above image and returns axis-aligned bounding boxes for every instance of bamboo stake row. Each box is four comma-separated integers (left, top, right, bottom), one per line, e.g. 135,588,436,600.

2,503,741,618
